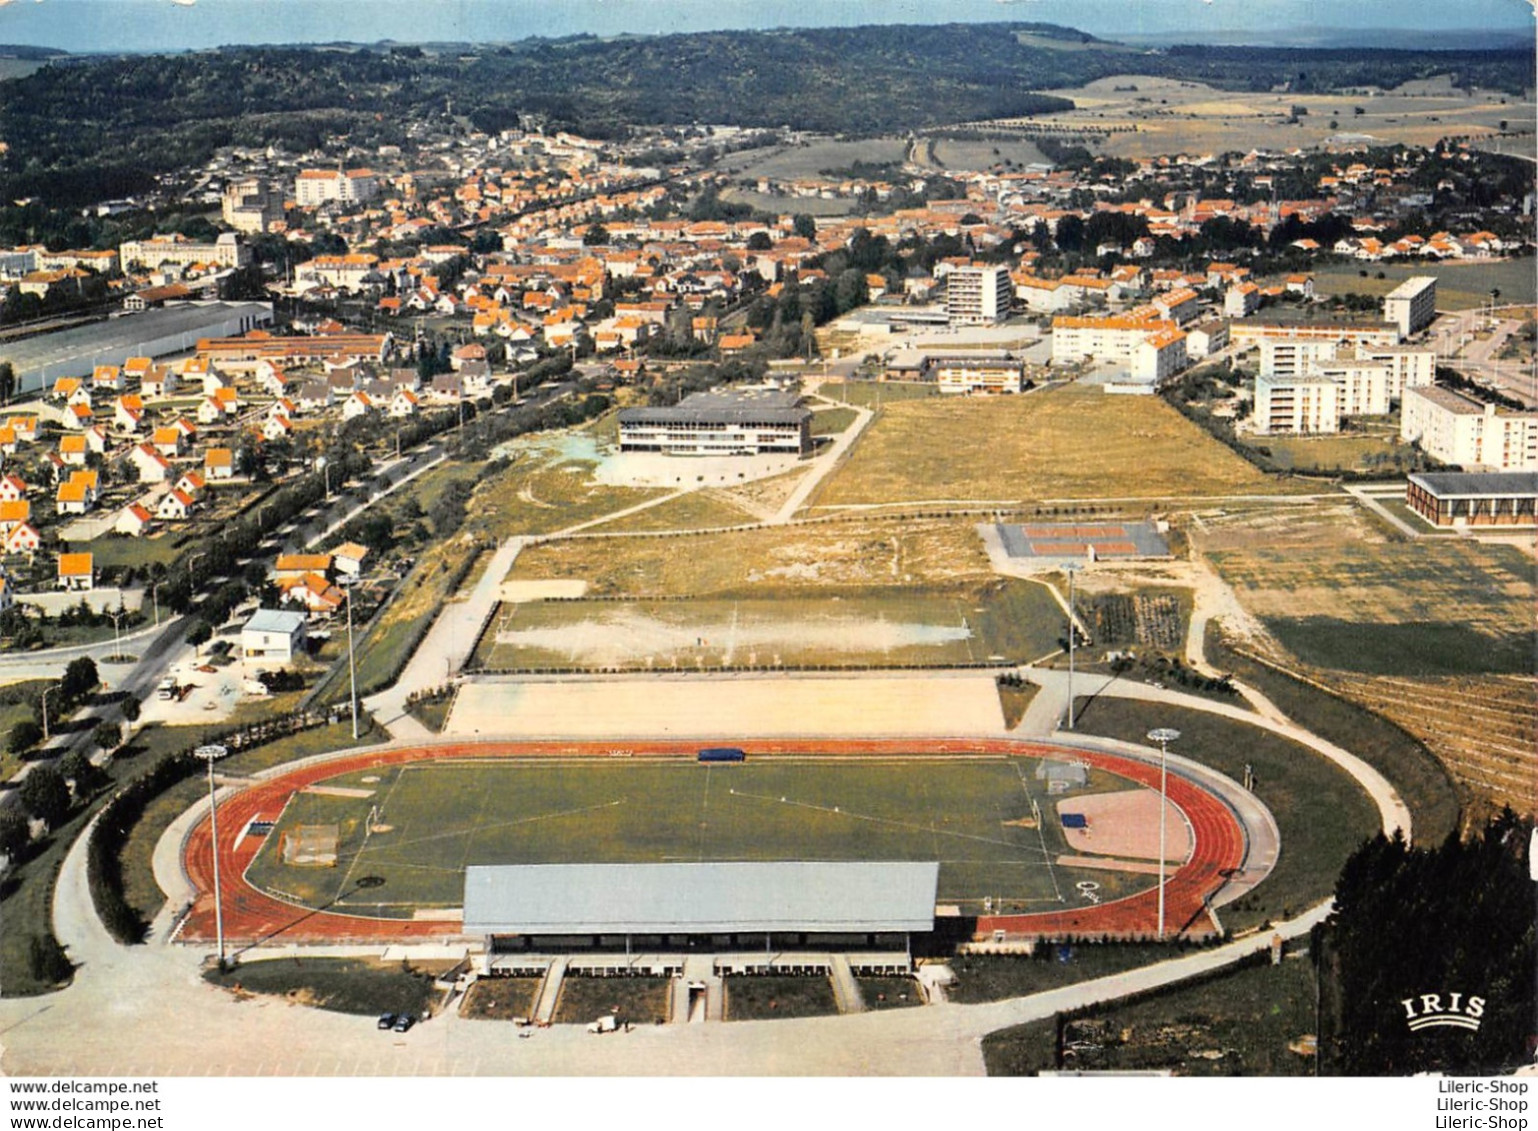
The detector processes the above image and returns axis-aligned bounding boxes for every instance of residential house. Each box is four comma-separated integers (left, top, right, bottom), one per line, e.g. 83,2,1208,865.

114,394,146,433
0,474,27,502
57,552,94,591
204,448,235,480
156,488,195,521
240,608,309,665
58,434,90,467
129,443,172,483
150,426,185,459
342,391,375,421
3,522,41,554
114,503,154,537
331,542,370,577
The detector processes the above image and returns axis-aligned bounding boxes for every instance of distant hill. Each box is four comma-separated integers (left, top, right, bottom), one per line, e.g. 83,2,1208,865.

0,22,1531,207
0,45,69,60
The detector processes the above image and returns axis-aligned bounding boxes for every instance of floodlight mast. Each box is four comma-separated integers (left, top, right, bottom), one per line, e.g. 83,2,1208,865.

195,744,229,968
1146,728,1181,942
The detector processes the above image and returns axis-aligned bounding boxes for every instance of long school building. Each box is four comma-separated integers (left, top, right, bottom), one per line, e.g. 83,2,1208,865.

1405,471,1538,527
618,389,812,456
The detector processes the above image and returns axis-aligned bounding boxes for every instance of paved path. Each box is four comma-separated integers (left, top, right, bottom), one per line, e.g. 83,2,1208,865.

772,402,874,523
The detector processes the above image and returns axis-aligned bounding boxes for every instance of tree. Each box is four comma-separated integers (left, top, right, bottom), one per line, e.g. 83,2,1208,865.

746,231,773,252
60,748,104,795
186,620,213,654
91,722,121,753
8,719,42,755
60,656,98,704
119,697,140,724
792,214,817,240
19,764,71,828
0,807,30,861
27,934,72,985
582,223,609,246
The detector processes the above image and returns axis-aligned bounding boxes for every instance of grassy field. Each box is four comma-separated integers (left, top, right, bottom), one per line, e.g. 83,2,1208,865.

475,580,1066,670
466,457,662,540
983,952,1317,1076
1070,697,1381,932
76,533,182,573
243,755,1150,917
1311,259,1537,310
582,490,756,534
1249,424,1416,474
204,957,443,1017
930,137,1050,171
811,406,860,436
817,380,938,407
460,977,541,1021
0,680,47,781
510,517,998,597
811,385,1279,507
1198,501,1535,676
718,137,907,180
553,976,670,1026
726,975,839,1021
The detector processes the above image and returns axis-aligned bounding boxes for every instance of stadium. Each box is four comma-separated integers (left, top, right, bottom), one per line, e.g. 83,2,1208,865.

177,736,1256,966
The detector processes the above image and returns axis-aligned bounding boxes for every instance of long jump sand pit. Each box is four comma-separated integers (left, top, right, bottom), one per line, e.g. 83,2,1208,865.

1057,789,1192,863
445,675,1005,738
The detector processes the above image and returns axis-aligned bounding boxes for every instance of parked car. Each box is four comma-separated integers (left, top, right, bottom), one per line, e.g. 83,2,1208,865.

392,1014,415,1033
377,1013,397,1030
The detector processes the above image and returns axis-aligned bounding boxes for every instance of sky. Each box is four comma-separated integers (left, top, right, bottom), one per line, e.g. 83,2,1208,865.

0,0,1531,55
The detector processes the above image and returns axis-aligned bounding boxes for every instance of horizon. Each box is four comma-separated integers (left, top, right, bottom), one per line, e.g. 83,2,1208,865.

0,0,1532,56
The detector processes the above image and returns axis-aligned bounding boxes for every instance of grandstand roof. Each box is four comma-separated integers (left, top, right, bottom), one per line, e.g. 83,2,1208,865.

1408,471,1538,499
463,861,939,935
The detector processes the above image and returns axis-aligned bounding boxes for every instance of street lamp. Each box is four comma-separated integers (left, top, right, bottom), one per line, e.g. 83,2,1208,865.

1065,563,1079,730
195,743,229,969
1146,727,1181,942
40,684,59,742
108,607,125,664
150,581,162,629
341,574,359,740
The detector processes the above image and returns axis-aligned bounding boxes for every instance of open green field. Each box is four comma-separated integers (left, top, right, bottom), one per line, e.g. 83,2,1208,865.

1311,259,1537,310
1249,420,1416,475
582,490,757,534
818,380,938,407
244,756,1149,917
510,517,995,596
1199,504,1535,676
811,385,1281,508
76,533,182,573
716,137,908,180
475,580,1066,670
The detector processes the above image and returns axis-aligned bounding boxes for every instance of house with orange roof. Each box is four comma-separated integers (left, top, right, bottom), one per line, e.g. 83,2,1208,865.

55,476,95,515
5,522,41,555
113,394,146,433
65,402,94,430
130,443,172,484
156,488,195,522
52,376,89,404
57,552,94,591
92,365,123,393
0,474,26,502
175,470,206,498
114,502,154,537
149,426,185,458
275,553,333,582
281,573,344,616
204,448,235,480
58,434,90,466
0,499,30,530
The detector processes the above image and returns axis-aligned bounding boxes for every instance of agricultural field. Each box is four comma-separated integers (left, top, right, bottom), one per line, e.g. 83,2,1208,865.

1195,500,1535,676
1310,259,1537,310
474,580,1066,670
714,136,908,180
242,756,1151,917
1329,672,1535,819
508,517,996,596
1011,75,1533,160
809,385,1280,508
923,136,1051,171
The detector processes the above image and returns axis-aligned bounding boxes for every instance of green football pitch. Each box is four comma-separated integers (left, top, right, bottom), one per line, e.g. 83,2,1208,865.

244,757,1149,917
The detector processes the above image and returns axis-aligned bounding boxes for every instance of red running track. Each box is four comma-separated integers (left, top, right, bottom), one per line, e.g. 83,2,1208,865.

178,738,1246,947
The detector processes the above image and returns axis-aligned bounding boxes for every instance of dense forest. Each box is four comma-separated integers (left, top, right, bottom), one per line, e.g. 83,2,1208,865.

0,22,1532,206
1315,812,1536,1075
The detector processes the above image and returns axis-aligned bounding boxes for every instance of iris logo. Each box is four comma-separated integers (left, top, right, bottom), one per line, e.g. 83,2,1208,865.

1401,992,1486,1033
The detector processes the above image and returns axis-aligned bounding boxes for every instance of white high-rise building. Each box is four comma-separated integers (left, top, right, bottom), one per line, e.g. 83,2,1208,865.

1383,276,1437,337
946,263,1012,326
294,168,381,208
1401,385,1538,471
